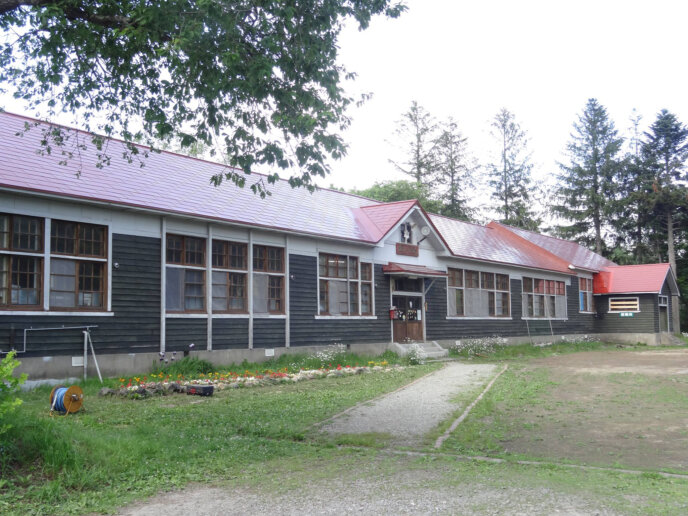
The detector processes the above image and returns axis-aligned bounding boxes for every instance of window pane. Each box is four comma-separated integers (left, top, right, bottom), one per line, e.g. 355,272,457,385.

185,237,205,266
78,224,106,257
498,292,510,316
448,268,463,287
455,288,464,316
50,258,76,307
319,255,327,277
349,282,359,315
13,215,42,252
361,283,372,315
0,255,8,305
184,269,205,310
348,257,358,280
496,274,509,291
465,270,479,289
253,246,266,271
267,247,283,272
229,273,246,311
319,279,328,314
11,256,41,305
330,280,348,315
361,263,372,282
488,291,495,316
547,295,556,318
481,272,495,290
166,267,184,311
557,281,566,295
78,261,104,307
212,240,228,268
268,276,283,313
253,274,268,314
229,243,247,269
523,277,532,293
0,215,8,249
212,271,228,312
51,220,76,254
166,235,183,264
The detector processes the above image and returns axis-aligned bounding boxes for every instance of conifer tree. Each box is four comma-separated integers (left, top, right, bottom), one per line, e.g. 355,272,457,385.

434,118,475,221
389,101,439,186
554,99,623,255
487,108,539,230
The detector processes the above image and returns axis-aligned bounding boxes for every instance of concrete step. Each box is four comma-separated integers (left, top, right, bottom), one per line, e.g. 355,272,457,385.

391,341,449,359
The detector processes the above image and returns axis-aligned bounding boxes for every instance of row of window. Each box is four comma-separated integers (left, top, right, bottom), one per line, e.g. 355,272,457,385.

447,268,510,317
165,235,285,314
0,214,106,310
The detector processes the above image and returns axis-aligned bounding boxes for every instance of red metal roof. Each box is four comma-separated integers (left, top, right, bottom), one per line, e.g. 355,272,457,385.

495,223,616,271
382,263,448,277
594,263,674,294
429,215,574,275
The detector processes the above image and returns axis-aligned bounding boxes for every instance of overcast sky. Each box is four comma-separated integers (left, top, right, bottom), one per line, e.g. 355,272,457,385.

325,0,688,192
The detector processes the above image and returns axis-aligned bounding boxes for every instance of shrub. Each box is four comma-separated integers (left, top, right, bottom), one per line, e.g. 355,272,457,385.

405,343,426,365
452,336,507,356
308,343,347,367
150,355,215,376
0,351,27,438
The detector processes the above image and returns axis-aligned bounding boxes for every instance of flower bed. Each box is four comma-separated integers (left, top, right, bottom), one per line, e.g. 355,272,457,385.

104,361,399,398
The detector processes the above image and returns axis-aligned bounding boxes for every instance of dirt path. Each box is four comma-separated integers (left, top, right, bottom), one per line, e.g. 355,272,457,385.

319,362,497,446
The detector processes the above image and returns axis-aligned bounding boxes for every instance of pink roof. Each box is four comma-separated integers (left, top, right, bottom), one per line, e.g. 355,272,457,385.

354,200,420,242
594,263,674,294
0,112,384,244
495,223,616,271
382,262,448,277
429,215,574,274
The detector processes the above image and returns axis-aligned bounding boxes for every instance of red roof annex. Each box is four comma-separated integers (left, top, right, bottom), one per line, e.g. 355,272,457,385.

594,264,675,294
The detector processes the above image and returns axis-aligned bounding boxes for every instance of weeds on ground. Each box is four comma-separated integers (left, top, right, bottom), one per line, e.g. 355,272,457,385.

449,338,624,361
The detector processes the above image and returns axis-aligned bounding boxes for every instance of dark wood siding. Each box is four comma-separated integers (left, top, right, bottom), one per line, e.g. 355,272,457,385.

289,254,391,346
253,319,285,348
166,318,206,351
0,234,161,356
426,276,597,341
594,294,657,334
213,318,249,349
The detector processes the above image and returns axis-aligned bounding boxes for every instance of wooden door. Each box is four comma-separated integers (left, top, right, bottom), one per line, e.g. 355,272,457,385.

392,295,424,342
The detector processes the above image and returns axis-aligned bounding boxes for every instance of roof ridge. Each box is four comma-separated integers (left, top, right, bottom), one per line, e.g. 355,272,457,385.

0,110,385,205
604,263,670,268
360,198,418,209
491,221,577,244
428,212,490,228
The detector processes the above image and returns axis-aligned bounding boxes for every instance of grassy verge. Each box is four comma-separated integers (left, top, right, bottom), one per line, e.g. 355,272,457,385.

0,363,439,515
448,340,641,361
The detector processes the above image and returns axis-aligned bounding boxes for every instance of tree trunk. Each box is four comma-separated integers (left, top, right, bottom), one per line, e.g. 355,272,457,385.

667,211,681,333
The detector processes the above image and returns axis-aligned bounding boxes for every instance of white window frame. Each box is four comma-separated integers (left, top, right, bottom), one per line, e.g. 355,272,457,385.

608,297,640,313
658,295,668,307
316,252,375,318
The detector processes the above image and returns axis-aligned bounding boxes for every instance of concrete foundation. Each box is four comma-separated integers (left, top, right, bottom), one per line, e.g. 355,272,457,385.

13,342,391,382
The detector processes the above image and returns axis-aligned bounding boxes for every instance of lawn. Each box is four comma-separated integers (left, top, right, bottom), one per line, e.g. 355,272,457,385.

440,348,688,473
0,361,439,515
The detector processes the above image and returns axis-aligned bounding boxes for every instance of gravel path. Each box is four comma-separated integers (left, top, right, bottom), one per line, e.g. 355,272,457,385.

320,362,497,445
119,467,619,516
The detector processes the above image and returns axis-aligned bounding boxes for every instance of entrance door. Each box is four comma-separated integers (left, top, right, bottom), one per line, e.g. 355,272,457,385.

660,306,669,332
392,295,424,342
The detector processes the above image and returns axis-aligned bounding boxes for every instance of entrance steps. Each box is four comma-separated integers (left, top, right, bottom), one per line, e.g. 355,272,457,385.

391,340,449,360
660,333,687,346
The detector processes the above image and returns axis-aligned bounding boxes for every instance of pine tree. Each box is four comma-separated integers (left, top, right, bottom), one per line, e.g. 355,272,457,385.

554,99,623,255
642,110,688,275
487,108,539,230
433,118,475,221
389,101,438,186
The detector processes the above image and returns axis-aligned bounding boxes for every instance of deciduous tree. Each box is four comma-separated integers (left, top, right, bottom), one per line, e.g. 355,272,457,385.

0,0,406,195
388,101,438,186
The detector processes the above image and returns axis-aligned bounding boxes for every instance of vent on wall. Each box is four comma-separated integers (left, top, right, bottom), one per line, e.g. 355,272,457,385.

609,297,639,312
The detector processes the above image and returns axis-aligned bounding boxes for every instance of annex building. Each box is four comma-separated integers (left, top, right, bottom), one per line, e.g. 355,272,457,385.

0,112,680,379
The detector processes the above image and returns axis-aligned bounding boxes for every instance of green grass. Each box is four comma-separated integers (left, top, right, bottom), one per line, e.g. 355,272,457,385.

448,340,636,361
0,363,438,515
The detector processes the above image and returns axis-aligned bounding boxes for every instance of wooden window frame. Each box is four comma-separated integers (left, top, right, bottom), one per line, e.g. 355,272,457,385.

0,254,43,310
212,270,248,314
522,276,566,319
448,268,510,318
166,234,206,266
253,245,284,273
1,214,44,253
212,239,247,271
579,277,594,313
317,253,372,316
267,275,284,314
51,219,107,258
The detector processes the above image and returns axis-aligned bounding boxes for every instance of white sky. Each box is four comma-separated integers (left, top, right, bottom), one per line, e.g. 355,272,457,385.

325,0,688,192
